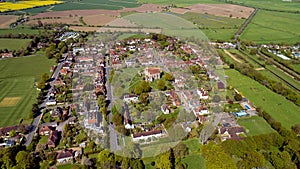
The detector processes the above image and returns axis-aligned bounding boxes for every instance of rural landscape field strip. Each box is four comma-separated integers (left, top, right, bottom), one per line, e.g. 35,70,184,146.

238,116,275,136
225,69,300,128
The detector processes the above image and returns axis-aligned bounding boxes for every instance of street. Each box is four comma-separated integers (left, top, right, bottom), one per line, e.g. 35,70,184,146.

25,53,68,146
105,46,120,152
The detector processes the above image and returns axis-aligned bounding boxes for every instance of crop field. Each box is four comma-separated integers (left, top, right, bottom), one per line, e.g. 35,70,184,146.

0,28,41,35
201,29,236,41
240,10,300,44
0,38,31,50
138,0,220,6
0,1,62,12
0,53,55,127
238,116,275,136
32,0,139,12
225,69,300,128
227,0,300,12
83,14,116,26
0,15,18,28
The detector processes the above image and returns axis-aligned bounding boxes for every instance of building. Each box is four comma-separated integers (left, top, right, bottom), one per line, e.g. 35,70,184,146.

197,88,209,100
123,94,139,103
161,104,170,114
132,130,164,142
144,67,161,82
47,130,59,148
219,126,245,141
39,126,55,136
56,149,73,164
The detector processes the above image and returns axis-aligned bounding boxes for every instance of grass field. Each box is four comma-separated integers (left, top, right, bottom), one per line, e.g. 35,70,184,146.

124,13,207,39
0,38,31,50
0,53,55,127
0,28,41,35
179,12,244,41
240,10,300,44
225,69,300,128
227,0,300,12
238,116,275,136
22,0,139,13
138,0,220,6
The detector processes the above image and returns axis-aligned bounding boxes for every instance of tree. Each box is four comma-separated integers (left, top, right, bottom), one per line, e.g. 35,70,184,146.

163,73,174,81
157,79,166,91
139,93,149,104
9,130,16,137
212,95,221,103
156,151,174,169
97,149,115,168
234,93,242,101
112,113,123,126
291,124,300,135
173,142,189,159
16,151,35,169
237,151,264,169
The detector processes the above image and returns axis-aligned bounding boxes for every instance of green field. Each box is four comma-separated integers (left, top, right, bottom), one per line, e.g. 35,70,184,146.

238,116,275,136
0,53,55,127
0,38,31,50
0,28,41,35
138,0,220,6
225,69,300,128
179,12,244,41
124,13,208,40
21,0,139,13
228,0,300,12
240,10,300,44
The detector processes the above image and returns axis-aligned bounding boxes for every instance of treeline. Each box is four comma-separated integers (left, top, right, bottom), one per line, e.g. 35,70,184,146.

260,48,300,76
218,50,300,106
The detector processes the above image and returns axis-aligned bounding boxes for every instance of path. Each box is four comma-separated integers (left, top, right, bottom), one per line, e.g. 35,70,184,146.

234,8,259,40
224,50,242,63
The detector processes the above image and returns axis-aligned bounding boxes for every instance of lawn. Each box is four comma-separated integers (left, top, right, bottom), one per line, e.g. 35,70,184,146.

38,135,48,144
181,138,206,168
225,69,300,128
201,29,237,41
0,53,55,127
238,116,275,136
0,38,31,50
240,10,300,44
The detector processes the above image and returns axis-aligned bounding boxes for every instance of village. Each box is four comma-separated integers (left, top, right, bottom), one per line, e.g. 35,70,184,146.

0,32,262,165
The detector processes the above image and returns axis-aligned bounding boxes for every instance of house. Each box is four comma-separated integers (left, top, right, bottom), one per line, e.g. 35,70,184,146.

125,59,136,67
0,126,18,138
1,53,13,58
219,126,245,141
144,67,161,82
195,106,209,116
39,126,55,136
123,94,139,103
197,88,209,100
170,90,180,106
132,130,164,142
161,104,170,114
59,68,68,75
47,130,59,148
56,149,73,164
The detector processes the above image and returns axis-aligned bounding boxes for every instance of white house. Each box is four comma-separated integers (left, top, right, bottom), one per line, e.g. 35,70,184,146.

132,130,164,142
161,104,170,114
123,94,139,103
197,88,209,100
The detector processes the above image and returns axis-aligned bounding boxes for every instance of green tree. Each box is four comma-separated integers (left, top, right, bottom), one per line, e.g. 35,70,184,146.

156,151,174,169
157,79,166,91
9,130,16,137
97,149,115,168
163,73,174,81
139,93,149,104
237,151,264,169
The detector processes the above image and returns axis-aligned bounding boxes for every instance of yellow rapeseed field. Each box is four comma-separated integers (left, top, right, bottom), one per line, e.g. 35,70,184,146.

0,1,63,12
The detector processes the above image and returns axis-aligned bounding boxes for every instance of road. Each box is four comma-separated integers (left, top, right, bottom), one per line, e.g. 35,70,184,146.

105,45,120,152
25,53,68,146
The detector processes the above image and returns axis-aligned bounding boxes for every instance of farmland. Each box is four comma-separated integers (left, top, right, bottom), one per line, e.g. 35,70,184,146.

138,0,220,6
0,53,55,127
238,116,275,136
0,15,18,28
179,12,245,41
0,38,31,50
0,27,41,35
240,10,300,44
227,0,300,12
0,1,62,13
225,69,300,128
